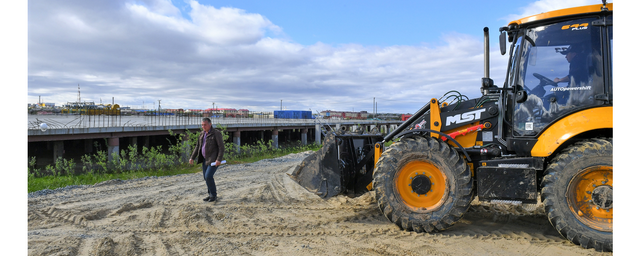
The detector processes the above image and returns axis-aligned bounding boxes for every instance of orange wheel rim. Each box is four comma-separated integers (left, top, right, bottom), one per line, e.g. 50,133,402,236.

395,160,448,210
567,165,612,232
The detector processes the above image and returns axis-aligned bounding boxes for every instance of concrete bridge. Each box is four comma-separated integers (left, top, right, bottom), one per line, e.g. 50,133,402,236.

28,115,402,165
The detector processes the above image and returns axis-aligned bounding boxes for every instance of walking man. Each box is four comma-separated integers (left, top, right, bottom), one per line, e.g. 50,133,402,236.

189,118,225,202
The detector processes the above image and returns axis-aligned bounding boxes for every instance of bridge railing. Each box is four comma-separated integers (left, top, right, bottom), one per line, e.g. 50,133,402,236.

28,113,399,130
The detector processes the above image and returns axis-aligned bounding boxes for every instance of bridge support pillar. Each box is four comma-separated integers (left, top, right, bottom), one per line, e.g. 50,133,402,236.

234,131,241,153
272,130,279,149
84,139,93,154
53,141,64,161
108,137,119,161
130,137,138,150
143,136,150,149
301,129,308,146
315,124,321,145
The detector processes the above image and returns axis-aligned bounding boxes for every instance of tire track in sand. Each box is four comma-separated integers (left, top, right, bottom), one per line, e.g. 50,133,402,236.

28,151,609,256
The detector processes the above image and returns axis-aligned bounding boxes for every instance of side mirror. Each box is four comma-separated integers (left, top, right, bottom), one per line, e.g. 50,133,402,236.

516,90,528,103
499,32,507,55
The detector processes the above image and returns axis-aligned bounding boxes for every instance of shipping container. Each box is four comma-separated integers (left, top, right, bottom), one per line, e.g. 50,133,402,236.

274,110,313,119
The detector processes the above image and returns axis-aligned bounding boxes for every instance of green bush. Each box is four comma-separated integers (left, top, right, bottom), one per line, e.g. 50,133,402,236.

28,127,320,193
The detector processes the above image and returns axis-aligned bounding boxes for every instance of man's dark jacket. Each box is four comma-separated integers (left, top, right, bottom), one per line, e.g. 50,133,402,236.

190,127,225,166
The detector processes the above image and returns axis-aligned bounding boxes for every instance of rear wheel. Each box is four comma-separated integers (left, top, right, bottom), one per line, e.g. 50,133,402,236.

372,136,473,232
541,138,613,252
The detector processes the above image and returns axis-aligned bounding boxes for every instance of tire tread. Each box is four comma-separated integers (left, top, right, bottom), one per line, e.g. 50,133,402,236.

373,136,473,233
541,138,613,252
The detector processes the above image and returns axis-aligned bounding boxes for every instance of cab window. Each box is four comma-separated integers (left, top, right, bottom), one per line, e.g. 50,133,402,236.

512,17,605,136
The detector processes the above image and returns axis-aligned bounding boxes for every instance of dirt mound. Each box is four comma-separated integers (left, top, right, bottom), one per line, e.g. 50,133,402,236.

28,152,610,255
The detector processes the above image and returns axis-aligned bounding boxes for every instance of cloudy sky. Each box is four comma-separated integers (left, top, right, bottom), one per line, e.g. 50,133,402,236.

27,0,612,113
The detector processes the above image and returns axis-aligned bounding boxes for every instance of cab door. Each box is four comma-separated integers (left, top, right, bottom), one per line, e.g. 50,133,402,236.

507,16,608,155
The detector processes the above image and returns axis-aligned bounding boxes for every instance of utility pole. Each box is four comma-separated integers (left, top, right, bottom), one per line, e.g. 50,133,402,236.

158,100,161,111
373,97,375,118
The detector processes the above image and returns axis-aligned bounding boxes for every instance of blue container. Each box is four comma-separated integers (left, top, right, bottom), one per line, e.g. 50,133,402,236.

274,110,312,119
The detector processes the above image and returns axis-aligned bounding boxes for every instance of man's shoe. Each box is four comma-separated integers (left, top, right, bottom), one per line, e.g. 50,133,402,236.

207,196,217,202
202,196,210,201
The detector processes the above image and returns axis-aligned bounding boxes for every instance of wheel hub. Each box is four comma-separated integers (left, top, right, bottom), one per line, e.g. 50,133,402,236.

591,185,612,210
567,165,613,232
411,175,432,195
395,160,447,210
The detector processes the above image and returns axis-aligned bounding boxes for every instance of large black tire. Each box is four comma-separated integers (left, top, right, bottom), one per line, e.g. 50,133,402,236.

372,136,473,232
541,138,613,252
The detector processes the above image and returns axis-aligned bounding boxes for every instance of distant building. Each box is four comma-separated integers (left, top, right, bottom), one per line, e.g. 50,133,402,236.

253,112,274,119
319,110,368,120
205,108,249,118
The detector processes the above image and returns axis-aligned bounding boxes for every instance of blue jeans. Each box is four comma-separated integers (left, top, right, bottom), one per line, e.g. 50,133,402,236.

202,163,218,198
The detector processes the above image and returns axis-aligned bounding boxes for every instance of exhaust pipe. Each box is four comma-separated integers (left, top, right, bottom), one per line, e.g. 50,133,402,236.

481,27,495,95
484,27,490,78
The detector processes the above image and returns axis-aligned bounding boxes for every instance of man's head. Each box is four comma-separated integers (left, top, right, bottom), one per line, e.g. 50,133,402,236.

201,118,212,132
561,45,581,63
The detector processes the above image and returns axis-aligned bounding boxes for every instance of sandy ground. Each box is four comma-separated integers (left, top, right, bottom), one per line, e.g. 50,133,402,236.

28,151,612,256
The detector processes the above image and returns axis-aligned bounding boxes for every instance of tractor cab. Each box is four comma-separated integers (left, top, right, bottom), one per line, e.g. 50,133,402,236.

497,4,612,152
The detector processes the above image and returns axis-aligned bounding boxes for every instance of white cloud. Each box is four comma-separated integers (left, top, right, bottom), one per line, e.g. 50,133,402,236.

126,3,192,33
145,0,182,17
188,1,282,45
28,0,507,113
56,14,95,33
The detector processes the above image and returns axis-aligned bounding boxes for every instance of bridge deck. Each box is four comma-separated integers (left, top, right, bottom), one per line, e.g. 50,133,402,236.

28,115,401,142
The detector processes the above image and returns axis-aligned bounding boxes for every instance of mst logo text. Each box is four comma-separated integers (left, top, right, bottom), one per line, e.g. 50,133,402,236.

445,109,486,126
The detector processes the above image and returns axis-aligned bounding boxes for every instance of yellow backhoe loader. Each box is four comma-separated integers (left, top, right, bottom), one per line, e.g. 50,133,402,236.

291,2,613,252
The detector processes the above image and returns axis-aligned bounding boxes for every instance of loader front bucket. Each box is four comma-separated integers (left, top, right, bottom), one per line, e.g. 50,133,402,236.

289,133,342,198
289,132,383,199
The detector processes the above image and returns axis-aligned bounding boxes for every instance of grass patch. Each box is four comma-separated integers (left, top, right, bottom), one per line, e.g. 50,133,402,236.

28,143,321,193
28,164,199,193
28,126,322,194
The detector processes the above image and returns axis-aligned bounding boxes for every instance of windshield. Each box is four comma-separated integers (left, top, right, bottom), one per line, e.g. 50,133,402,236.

510,17,605,136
